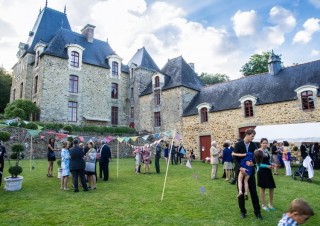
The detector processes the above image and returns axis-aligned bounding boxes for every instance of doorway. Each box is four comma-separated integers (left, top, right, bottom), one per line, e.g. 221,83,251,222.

199,135,211,160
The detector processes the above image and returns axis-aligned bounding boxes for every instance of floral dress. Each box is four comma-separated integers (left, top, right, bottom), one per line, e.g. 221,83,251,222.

61,148,71,176
142,148,151,164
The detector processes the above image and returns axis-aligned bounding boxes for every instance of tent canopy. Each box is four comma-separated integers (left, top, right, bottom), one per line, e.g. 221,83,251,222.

253,122,320,143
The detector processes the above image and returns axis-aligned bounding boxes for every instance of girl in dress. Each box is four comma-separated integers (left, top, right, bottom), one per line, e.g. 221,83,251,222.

142,144,151,174
60,141,71,190
257,138,276,211
133,147,142,174
47,138,57,177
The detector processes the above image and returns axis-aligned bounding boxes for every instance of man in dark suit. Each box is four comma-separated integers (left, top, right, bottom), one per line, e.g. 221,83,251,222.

100,140,111,181
70,139,88,192
155,140,163,174
233,129,262,220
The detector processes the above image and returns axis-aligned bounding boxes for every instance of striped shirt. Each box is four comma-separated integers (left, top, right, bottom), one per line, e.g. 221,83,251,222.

278,214,298,226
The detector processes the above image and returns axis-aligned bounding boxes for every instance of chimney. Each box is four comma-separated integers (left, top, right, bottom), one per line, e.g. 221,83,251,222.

188,63,195,71
81,24,95,43
268,50,282,75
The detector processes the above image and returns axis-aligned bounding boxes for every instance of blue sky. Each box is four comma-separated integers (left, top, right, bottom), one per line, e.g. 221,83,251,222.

1,0,320,80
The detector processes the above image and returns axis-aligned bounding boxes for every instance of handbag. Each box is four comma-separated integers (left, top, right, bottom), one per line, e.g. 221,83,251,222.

85,161,95,172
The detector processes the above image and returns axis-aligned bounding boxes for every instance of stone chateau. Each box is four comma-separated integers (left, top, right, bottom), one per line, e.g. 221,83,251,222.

10,4,320,159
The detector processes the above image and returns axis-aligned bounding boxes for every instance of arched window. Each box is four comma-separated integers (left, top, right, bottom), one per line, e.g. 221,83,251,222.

70,51,79,67
155,76,160,88
301,91,315,110
244,100,253,117
200,107,208,123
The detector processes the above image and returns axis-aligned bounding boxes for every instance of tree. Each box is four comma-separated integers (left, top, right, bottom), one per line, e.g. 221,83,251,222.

240,51,282,76
4,99,39,120
0,67,12,113
199,72,230,85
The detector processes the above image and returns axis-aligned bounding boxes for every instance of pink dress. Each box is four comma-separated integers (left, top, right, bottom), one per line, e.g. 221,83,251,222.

143,148,151,164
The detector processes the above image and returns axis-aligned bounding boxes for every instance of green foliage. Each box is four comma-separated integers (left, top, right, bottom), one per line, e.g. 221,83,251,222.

4,99,39,120
240,51,282,76
0,67,12,113
0,131,10,141
63,125,73,134
12,108,26,119
199,72,230,85
67,136,74,143
8,165,23,178
25,122,38,130
8,143,25,177
9,121,26,128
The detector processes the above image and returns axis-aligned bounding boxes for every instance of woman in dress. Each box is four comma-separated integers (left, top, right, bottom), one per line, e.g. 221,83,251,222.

142,144,151,174
222,142,233,181
85,142,97,189
257,138,276,211
47,138,57,177
60,141,71,190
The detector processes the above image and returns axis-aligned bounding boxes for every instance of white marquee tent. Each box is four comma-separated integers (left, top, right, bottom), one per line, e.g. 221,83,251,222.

253,122,320,143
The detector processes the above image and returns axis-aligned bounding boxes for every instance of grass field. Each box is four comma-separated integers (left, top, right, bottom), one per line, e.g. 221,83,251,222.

0,158,319,226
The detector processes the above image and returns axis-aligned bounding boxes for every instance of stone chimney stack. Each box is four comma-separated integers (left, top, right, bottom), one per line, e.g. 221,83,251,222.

81,24,95,43
268,50,282,75
188,63,195,71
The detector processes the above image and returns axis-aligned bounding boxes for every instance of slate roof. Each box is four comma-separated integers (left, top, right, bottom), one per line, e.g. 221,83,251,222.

140,56,204,96
183,60,320,116
26,7,71,54
161,56,204,91
44,28,114,68
127,47,160,71
26,6,125,70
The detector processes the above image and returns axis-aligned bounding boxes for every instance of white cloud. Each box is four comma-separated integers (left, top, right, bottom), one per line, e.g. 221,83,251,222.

269,6,296,32
309,0,320,8
311,49,320,56
293,18,320,44
232,10,257,36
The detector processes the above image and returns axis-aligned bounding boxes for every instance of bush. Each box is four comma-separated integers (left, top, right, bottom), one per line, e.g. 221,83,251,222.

63,125,73,134
9,165,22,177
4,99,39,120
12,108,26,119
0,131,10,141
25,122,38,130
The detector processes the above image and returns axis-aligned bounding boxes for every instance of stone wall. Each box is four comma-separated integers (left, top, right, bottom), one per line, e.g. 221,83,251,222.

182,98,320,159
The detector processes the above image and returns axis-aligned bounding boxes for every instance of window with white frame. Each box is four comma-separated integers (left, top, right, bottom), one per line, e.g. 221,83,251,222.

68,101,77,122
239,95,257,118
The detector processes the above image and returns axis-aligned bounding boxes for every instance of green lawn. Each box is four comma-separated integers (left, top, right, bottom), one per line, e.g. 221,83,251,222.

0,159,319,226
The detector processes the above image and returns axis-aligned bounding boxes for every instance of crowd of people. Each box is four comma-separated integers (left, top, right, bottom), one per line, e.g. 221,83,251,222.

0,127,316,225
46,138,111,192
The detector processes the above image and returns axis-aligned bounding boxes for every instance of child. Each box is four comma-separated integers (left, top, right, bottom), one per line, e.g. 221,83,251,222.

278,198,314,225
232,150,264,199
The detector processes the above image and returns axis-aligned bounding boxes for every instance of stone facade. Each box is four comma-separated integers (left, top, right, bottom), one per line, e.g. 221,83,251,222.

182,98,320,159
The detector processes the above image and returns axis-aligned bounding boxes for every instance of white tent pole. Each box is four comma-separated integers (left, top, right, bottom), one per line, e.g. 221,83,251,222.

161,129,176,201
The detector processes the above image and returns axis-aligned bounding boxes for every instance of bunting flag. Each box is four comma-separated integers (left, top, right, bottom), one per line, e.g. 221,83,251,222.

163,131,172,137
142,135,149,141
123,137,130,142
105,136,113,143
186,160,192,169
78,136,84,142
154,133,159,139
40,135,45,139
174,132,180,145
130,136,139,142
200,187,205,194
26,129,42,137
56,133,68,140
117,137,124,142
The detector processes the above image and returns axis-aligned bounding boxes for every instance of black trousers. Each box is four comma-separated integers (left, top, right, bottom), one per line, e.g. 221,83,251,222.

235,169,260,215
155,157,160,173
100,162,109,181
171,153,176,165
71,169,88,191
0,162,3,186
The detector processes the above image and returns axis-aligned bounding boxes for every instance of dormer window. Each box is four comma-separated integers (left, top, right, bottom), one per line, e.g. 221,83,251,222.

70,51,79,68
112,62,119,76
244,100,253,117
65,44,85,70
36,51,40,67
155,76,160,88
200,108,208,123
239,95,257,118
196,103,211,123
295,85,318,111
301,91,314,110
